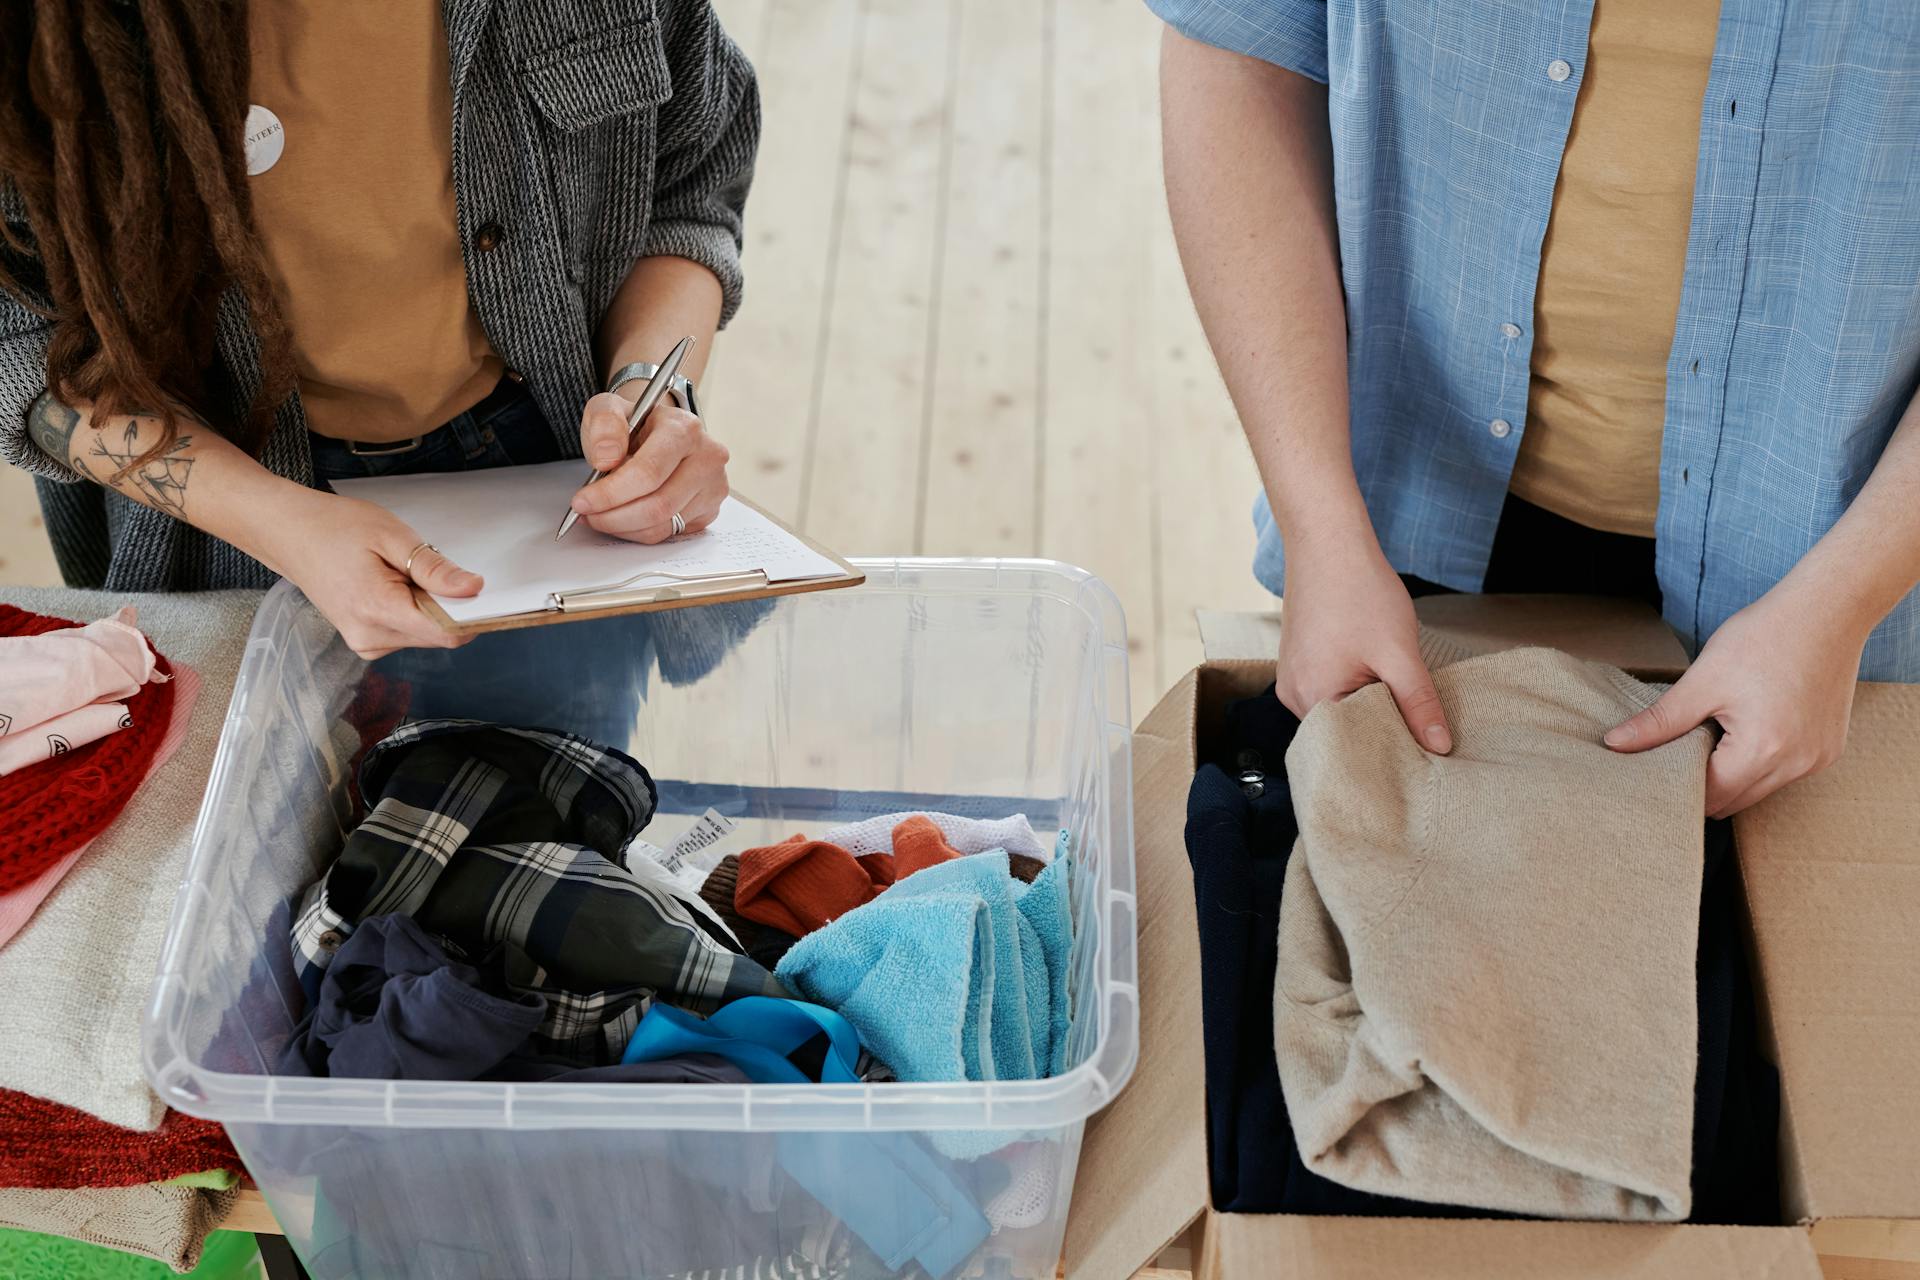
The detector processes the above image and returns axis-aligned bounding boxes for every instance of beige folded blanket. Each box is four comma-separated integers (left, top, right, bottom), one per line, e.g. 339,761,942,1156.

1274,646,1712,1220
0,1181,237,1273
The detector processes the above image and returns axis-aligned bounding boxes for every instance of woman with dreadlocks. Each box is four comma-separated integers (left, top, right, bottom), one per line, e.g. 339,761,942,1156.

0,0,754,658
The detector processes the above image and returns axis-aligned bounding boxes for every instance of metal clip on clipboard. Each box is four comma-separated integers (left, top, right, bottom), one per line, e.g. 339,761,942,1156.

547,568,773,613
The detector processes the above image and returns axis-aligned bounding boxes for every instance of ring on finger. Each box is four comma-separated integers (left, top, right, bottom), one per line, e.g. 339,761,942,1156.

404,541,439,579
669,511,686,538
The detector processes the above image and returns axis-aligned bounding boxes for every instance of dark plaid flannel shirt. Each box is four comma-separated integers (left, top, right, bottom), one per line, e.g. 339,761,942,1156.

292,719,785,1064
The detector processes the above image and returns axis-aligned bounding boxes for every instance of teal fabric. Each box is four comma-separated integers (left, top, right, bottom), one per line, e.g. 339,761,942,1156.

620,997,861,1083
616,997,989,1278
775,1132,988,1280
1024,840,1075,1077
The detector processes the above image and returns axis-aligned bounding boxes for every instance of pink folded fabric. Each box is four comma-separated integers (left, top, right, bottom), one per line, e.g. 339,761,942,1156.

0,663,201,949
0,701,131,776
0,605,164,747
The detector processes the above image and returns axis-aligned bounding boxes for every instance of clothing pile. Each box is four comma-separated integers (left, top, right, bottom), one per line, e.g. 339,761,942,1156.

1186,646,1779,1223
278,715,1078,1278
0,594,265,1275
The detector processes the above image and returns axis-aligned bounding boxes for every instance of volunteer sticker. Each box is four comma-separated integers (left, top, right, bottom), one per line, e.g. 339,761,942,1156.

243,104,285,176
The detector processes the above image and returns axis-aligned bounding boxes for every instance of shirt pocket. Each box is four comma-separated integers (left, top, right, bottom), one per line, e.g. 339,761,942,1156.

521,17,674,288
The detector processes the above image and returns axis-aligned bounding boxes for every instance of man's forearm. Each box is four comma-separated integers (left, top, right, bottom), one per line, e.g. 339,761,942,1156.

596,255,724,390
1160,30,1367,555
1781,393,1920,637
25,392,304,572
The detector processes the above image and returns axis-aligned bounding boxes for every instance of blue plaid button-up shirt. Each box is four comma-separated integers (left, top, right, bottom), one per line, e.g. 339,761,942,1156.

1153,0,1920,680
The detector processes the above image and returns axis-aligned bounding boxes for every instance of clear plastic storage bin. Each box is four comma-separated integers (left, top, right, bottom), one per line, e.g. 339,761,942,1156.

144,560,1138,1280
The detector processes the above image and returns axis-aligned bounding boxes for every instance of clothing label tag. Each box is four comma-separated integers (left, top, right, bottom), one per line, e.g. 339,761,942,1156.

638,809,737,878
243,105,285,176
631,838,674,870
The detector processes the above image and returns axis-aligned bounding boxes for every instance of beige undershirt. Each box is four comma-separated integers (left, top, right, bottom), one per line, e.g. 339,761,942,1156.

1509,0,1723,537
246,0,502,443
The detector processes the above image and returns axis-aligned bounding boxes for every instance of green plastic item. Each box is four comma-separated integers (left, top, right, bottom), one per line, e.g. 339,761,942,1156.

0,1225,261,1279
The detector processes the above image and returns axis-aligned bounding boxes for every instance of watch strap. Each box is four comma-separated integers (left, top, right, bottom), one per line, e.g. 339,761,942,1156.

608,361,700,417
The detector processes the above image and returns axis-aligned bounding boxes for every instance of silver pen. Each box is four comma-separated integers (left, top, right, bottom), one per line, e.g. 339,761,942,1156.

554,334,696,540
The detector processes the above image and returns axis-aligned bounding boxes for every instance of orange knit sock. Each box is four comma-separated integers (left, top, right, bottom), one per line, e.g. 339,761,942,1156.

891,814,965,878
735,835,891,936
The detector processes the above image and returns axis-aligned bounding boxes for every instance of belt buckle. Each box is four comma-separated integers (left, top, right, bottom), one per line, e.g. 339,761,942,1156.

346,436,423,458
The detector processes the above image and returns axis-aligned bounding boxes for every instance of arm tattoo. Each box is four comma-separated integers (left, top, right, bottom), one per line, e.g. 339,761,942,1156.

26,392,196,522
25,391,80,464
88,418,196,521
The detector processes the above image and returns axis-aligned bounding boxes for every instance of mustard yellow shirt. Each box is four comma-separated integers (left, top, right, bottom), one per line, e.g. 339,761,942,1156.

247,0,503,443
1509,0,1723,537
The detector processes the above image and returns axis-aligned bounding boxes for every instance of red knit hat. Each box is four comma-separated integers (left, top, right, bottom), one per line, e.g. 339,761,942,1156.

0,605,177,892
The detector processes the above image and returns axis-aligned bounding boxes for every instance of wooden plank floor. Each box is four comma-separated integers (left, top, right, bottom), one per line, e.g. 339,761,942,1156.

0,0,1276,718
705,0,1274,716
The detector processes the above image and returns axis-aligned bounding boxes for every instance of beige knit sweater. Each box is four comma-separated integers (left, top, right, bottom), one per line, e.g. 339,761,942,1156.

1273,646,1713,1221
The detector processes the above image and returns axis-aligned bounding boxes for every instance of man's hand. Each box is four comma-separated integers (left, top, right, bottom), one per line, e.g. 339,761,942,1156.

1277,540,1453,753
569,391,730,542
1604,582,1865,816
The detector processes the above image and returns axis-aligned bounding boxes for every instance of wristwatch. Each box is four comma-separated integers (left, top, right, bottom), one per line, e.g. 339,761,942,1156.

608,360,700,418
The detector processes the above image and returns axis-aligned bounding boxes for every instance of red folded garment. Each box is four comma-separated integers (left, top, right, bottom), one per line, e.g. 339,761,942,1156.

735,816,966,937
0,606,177,893
0,1089,242,1189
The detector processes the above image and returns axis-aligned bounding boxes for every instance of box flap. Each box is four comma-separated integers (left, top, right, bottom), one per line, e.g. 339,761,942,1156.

1199,1217,1821,1279
1733,680,1920,1221
1061,668,1210,1279
1197,595,1690,677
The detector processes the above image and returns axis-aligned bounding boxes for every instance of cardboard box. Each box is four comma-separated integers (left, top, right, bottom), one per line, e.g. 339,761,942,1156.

1063,596,1920,1279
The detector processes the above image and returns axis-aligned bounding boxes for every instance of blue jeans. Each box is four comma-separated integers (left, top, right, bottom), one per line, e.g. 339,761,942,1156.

308,377,561,486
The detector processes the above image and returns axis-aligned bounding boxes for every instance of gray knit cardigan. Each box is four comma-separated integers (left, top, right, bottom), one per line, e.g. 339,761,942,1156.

0,0,758,591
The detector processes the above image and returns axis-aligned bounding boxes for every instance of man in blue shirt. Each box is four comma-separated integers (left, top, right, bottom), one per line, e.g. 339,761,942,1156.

1153,0,1920,815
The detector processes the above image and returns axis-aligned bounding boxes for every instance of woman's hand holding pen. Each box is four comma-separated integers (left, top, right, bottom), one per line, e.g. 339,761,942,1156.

568,391,731,543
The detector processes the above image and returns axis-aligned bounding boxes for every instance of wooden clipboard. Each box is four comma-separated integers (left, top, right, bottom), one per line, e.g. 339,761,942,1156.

411,494,864,637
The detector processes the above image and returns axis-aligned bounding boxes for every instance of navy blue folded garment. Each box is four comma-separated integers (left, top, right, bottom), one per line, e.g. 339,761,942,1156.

1188,684,1779,1223
1687,819,1782,1226
279,912,755,1086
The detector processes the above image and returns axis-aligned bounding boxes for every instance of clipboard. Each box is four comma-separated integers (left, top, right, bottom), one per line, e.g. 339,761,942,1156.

413,495,864,637
329,462,863,638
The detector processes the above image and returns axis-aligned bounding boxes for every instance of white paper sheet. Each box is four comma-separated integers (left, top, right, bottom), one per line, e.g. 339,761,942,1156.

333,460,845,622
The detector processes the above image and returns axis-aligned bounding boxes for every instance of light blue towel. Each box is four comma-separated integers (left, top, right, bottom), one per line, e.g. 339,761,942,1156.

1023,835,1074,1077
774,848,1075,1088
869,849,1042,1081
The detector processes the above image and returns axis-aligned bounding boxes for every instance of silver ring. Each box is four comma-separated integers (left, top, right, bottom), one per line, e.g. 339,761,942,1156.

404,541,438,579
669,511,686,538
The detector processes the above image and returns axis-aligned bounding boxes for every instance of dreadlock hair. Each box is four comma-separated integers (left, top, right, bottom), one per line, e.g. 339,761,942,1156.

0,0,295,467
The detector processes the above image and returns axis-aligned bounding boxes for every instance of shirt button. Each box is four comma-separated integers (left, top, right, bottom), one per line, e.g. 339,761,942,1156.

317,929,345,953
1547,59,1572,82
473,221,506,253
1500,322,1522,339
1489,418,1513,439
